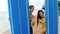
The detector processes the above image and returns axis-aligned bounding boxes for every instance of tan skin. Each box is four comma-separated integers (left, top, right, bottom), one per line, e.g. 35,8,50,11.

30,15,34,26
30,7,34,14
39,11,44,18
30,7,35,26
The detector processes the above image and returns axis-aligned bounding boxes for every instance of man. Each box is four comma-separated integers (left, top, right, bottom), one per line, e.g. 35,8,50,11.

29,5,34,34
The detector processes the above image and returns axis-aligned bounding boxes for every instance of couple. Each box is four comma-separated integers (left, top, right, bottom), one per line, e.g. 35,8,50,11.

29,5,46,34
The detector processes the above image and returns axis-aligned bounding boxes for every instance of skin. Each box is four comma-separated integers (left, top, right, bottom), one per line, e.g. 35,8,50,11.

39,11,44,18
30,7,34,26
30,7,34,14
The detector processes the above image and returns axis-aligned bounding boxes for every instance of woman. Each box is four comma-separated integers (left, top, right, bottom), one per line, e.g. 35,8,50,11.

37,10,46,34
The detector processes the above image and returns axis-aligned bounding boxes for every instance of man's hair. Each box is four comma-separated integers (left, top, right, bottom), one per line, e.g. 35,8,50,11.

29,5,34,9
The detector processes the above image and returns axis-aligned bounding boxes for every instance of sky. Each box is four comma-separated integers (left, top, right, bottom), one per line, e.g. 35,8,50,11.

0,0,45,12
0,0,60,12
29,0,45,9
0,0,9,34
29,0,45,15
0,0,8,12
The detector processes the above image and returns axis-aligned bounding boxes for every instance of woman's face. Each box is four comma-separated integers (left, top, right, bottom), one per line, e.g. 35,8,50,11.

39,11,44,17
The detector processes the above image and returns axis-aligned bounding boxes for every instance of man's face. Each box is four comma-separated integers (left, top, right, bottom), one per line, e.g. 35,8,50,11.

30,7,34,13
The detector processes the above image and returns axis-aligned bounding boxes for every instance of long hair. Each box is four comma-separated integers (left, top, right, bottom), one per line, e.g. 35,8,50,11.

37,10,44,25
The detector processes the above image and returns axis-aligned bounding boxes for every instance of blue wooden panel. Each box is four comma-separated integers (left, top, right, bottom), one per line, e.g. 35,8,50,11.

47,0,58,34
47,0,54,34
8,0,14,34
49,0,54,34
8,0,21,34
19,0,30,34
45,0,49,34
53,0,58,34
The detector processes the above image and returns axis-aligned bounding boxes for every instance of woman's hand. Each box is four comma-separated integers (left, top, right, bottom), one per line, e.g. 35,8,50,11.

39,20,43,23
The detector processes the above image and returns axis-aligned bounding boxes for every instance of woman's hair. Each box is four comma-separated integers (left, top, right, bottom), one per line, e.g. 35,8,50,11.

37,10,44,25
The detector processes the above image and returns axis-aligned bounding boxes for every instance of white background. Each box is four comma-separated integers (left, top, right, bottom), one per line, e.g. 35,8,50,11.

0,0,10,34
